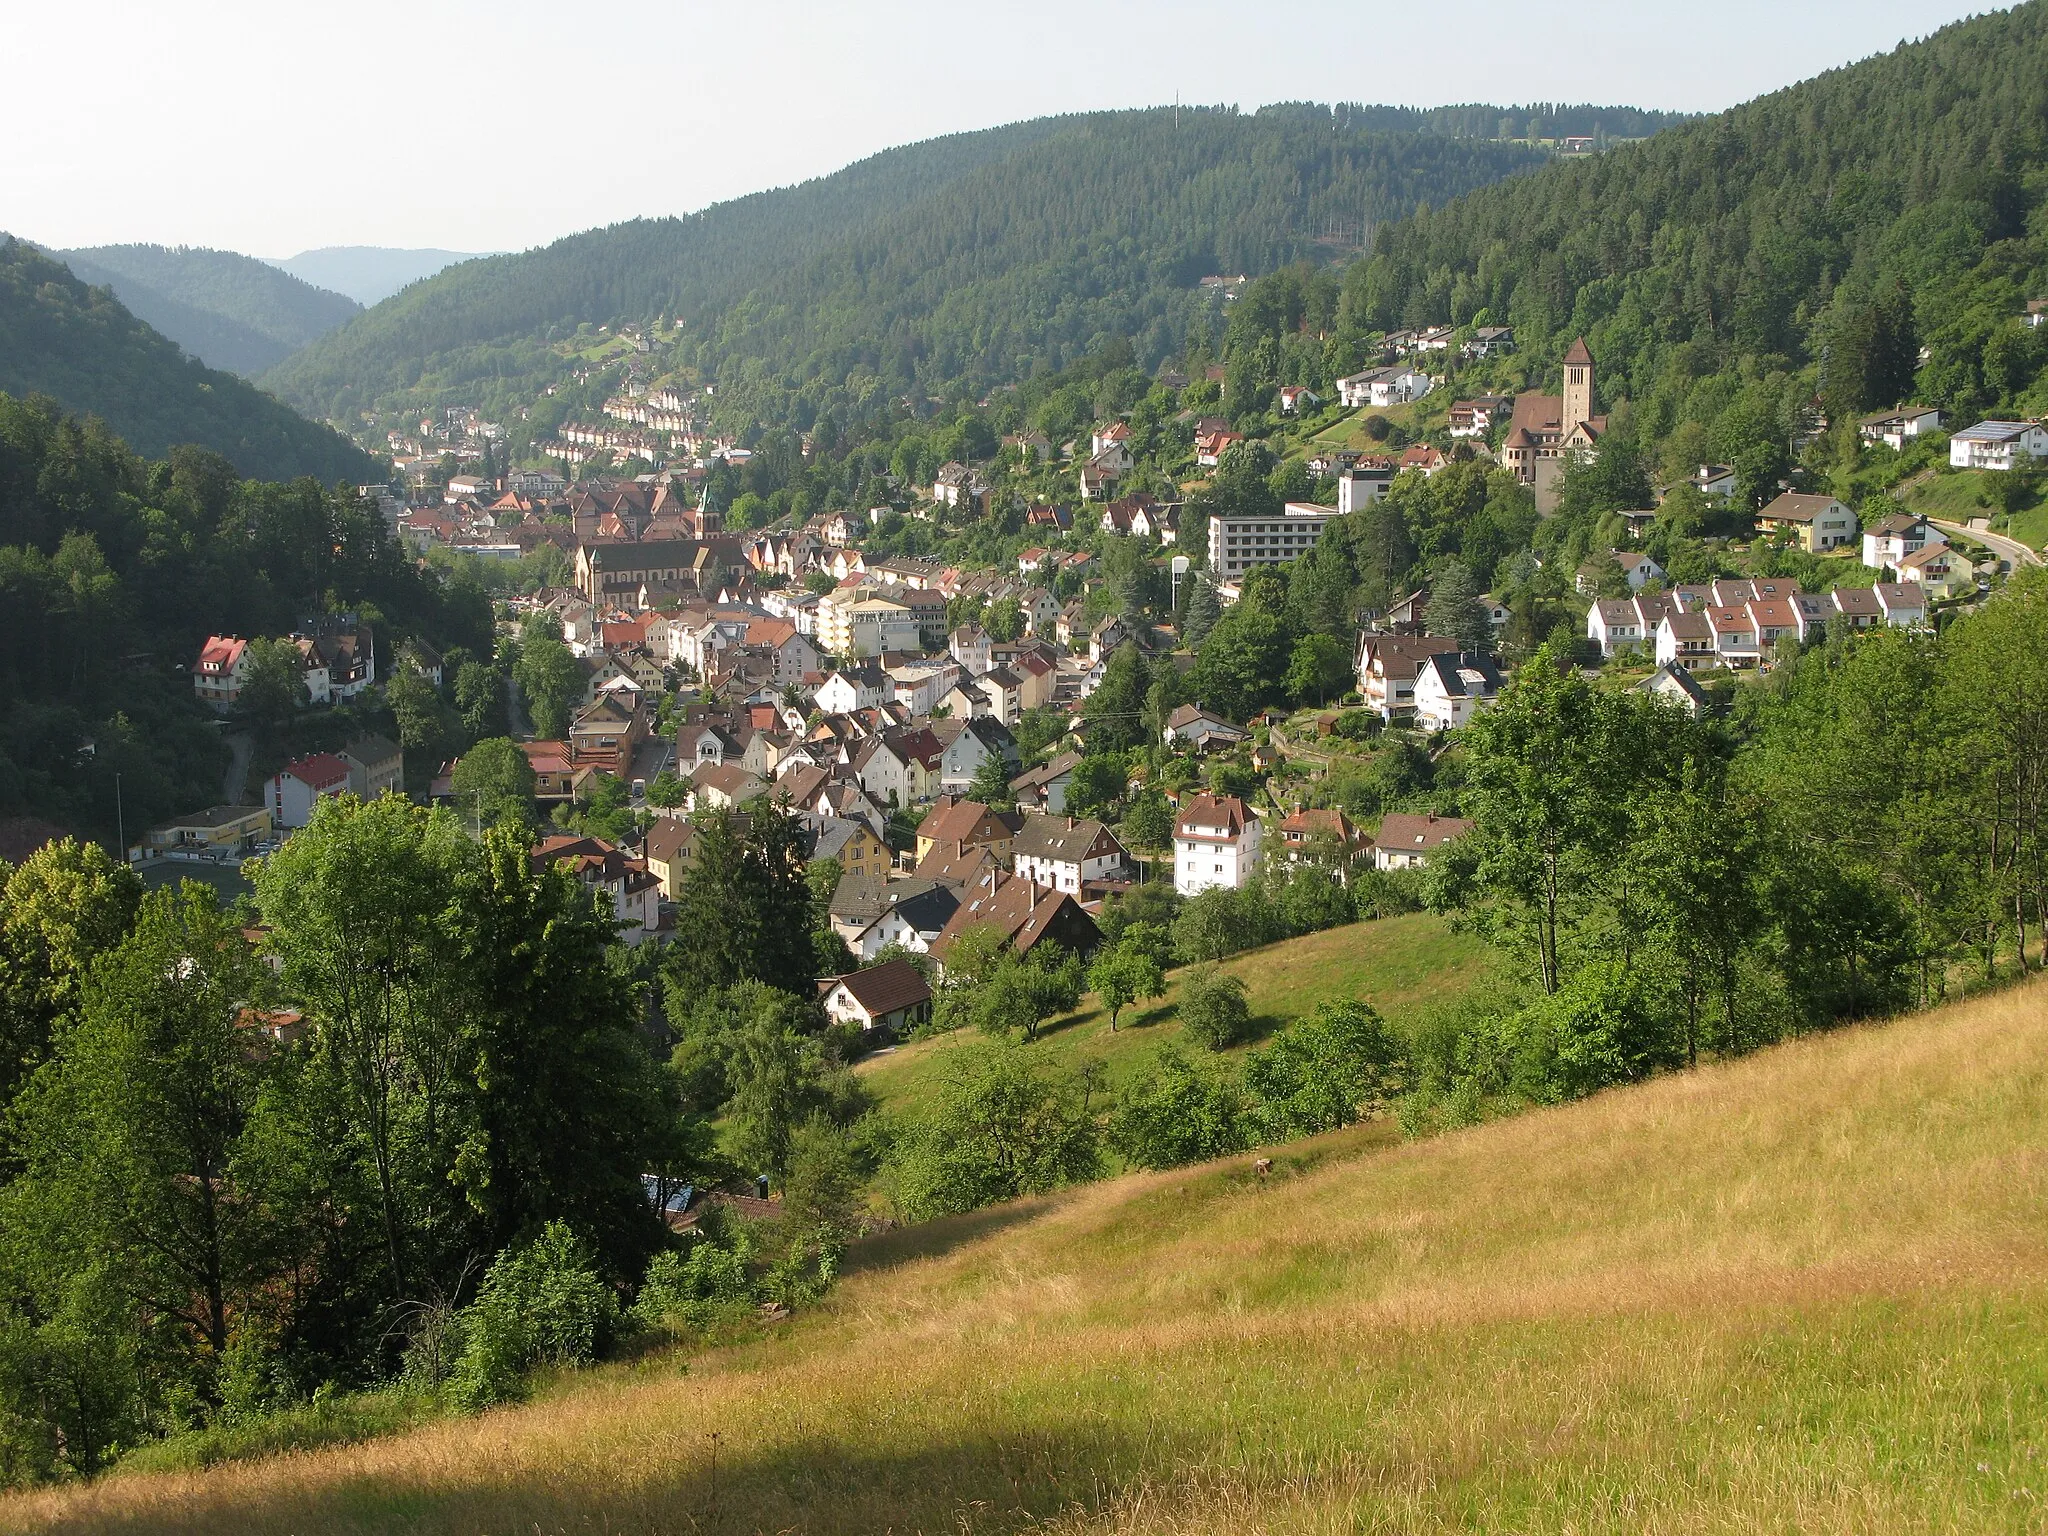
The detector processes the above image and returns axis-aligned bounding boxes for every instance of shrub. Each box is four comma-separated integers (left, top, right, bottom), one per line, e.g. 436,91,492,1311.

1177,964,1251,1050
1507,963,1678,1101
885,1044,1101,1220
448,1223,618,1411
1350,865,1425,920
1173,885,1283,963
1109,1048,1255,1169
1243,1000,1409,1139
632,1229,754,1336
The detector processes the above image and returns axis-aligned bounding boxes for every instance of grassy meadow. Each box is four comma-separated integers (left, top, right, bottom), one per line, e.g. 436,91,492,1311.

10,967,2048,1533
856,912,1493,1119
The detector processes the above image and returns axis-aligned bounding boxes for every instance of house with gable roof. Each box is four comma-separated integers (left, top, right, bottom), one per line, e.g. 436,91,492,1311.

1010,812,1129,895
1757,492,1858,552
1371,813,1473,871
820,958,933,1038
192,635,250,711
266,753,351,829
1174,794,1260,895
1411,652,1504,732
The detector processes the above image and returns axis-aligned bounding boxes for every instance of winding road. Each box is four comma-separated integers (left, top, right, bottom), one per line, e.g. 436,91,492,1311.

1929,518,2044,570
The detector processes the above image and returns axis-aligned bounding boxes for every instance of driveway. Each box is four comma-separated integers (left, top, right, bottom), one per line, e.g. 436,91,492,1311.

222,732,253,805
1929,518,2044,570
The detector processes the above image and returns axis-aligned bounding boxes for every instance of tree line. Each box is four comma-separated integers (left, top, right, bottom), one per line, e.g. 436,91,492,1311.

0,393,493,841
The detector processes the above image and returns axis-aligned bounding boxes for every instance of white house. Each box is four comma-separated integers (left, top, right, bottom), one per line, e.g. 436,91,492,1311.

1692,464,1739,498
1174,794,1261,896
816,668,888,715
1009,750,1080,813
1873,581,1929,627
1162,704,1249,753
849,737,912,805
1587,599,1646,657
1858,406,1942,451
975,665,1026,725
1011,814,1129,895
532,834,662,946
1950,420,2048,471
885,660,960,716
265,752,351,830
1337,367,1435,409
1411,652,1504,732
1656,612,1716,671
932,718,1002,793
192,635,249,711
821,958,934,1036
1637,662,1711,717
1862,512,1947,570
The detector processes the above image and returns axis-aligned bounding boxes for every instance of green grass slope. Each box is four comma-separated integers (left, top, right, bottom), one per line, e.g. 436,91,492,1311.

56,245,360,377
859,912,1491,1121
0,240,376,483
265,107,1549,426
15,969,2048,1533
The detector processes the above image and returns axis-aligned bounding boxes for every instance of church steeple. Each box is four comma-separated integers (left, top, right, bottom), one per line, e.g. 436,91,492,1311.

1562,337,1595,431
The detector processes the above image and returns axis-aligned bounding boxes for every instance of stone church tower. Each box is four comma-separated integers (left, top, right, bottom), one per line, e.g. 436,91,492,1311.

1562,337,1595,431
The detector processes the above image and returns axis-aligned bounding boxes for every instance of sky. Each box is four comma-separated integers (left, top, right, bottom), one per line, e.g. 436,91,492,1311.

5,0,1998,258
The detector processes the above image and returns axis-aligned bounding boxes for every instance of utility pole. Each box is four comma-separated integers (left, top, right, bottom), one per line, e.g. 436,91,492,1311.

115,772,124,859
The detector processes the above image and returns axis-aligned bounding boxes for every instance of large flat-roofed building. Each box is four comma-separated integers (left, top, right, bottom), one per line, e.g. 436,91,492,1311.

140,804,273,857
1207,502,1337,580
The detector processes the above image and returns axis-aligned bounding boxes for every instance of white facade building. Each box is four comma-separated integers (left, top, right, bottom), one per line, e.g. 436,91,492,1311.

1174,795,1261,896
1207,503,1337,580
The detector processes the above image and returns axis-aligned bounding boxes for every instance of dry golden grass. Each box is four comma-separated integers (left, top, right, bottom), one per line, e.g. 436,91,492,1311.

11,979,2048,1534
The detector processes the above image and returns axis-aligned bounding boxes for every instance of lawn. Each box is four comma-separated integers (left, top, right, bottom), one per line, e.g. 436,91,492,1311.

855,912,1494,1122
2006,500,2048,552
1898,469,2048,552
1296,399,1443,455
21,973,2048,1534
136,860,252,902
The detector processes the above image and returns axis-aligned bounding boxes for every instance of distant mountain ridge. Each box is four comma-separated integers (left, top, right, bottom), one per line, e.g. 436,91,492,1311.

0,238,377,483
263,107,1566,432
55,243,360,377
266,247,493,307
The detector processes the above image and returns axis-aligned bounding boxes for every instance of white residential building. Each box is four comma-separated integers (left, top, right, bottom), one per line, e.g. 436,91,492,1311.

265,753,350,830
1011,814,1129,895
1208,503,1337,580
1950,420,2048,471
1862,513,1947,571
1174,795,1261,896
1411,652,1504,732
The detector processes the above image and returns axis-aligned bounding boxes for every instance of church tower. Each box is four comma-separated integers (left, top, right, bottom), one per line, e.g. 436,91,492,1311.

1561,337,1595,432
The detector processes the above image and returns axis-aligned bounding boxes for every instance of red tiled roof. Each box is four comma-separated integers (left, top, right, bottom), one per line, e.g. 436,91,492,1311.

278,753,350,791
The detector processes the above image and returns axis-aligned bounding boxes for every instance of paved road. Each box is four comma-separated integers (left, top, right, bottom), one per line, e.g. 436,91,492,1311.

222,732,253,805
627,735,673,793
1930,518,2044,570
504,672,532,739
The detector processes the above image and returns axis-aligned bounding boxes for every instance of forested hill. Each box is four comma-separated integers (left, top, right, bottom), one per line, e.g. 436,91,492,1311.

265,107,1553,429
0,240,376,483
55,243,361,377
1345,3,2048,435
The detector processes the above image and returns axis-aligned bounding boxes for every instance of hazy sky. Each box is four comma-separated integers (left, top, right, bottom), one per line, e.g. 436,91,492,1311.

7,0,1995,258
